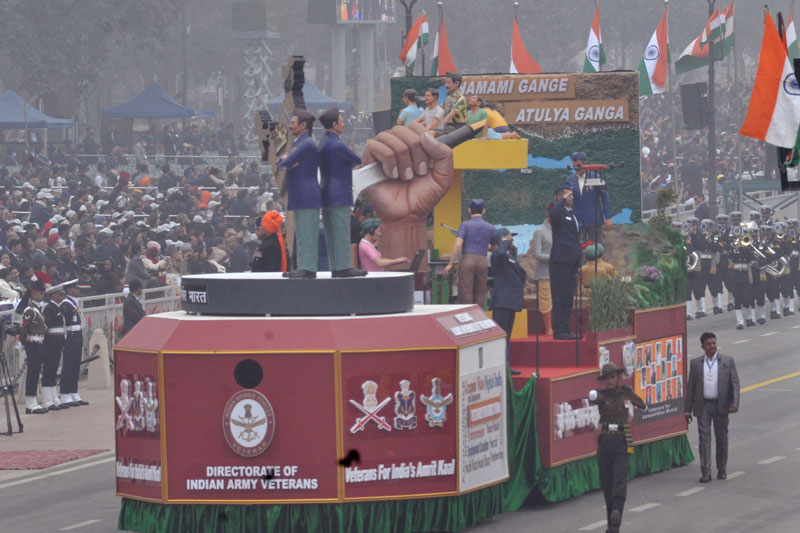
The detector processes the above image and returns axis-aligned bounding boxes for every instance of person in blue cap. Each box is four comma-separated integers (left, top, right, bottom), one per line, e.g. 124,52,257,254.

489,228,526,375
549,181,582,340
445,199,495,306
567,151,612,244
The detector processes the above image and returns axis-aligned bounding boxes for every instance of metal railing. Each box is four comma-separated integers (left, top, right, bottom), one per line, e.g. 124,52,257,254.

0,285,181,387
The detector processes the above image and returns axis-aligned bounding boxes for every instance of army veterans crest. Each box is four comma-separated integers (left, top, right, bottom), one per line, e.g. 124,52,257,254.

222,390,276,457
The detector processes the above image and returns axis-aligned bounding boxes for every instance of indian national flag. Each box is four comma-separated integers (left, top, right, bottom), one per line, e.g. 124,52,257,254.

787,9,799,62
430,13,457,76
638,5,669,95
399,14,424,73
421,15,429,45
739,12,800,148
675,3,734,75
583,3,605,73
510,14,542,74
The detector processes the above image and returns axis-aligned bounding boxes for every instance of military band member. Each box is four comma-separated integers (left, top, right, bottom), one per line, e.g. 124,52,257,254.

685,217,704,320
787,219,800,314
59,280,88,407
760,205,774,226
726,211,744,311
711,214,730,314
747,225,767,326
759,225,783,320
588,363,646,533
772,222,795,317
19,280,48,414
697,219,717,317
728,229,754,330
42,284,67,411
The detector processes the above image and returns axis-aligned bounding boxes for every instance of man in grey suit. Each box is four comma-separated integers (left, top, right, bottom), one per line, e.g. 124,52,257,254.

685,332,740,483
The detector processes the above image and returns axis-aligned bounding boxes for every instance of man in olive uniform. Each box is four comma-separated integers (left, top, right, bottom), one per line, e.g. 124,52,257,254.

19,280,48,414
589,363,646,533
42,285,67,411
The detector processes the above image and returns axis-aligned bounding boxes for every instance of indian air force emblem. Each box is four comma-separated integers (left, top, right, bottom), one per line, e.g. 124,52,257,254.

421,377,453,428
349,380,392,433
222,390,276,457
393,379,417,430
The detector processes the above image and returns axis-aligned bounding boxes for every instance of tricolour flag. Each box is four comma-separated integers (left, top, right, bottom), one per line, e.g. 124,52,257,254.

787,9,799,62
638,5,669,95
583,3,605,73
675,3,734,75
510,14,542,74
430,13,457,76
421,15,429,45
739,13,800,148
399,14,424,72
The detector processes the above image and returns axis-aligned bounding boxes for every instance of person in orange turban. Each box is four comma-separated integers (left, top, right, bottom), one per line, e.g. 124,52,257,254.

252,211,287,272
199,190,211,208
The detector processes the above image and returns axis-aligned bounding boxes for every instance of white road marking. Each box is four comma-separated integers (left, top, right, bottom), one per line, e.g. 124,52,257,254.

726,471,746,479
758,456,786,465
760,331,778,337
578,520,609,531
731,339,751,344
791,325,800,329
676,486,705,497
59,519,101,531
0,456,114,491
630,502,661,512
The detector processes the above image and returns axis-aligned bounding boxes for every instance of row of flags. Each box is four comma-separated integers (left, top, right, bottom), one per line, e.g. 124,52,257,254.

397,2,799,99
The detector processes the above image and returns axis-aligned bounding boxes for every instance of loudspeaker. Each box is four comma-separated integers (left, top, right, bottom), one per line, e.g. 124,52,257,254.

372,110,392,136
307,0,338,24
680,82,708,130
231,1,267,32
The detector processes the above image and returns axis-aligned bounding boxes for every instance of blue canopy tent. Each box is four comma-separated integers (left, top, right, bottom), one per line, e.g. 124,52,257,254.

267,82,354,113
0,90,76,130
102,83,214,119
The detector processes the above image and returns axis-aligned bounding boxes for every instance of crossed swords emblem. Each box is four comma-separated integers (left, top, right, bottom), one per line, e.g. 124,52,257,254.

349,397,392,433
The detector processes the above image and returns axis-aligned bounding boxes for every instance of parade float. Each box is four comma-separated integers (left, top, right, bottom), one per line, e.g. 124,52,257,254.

116,70,692,532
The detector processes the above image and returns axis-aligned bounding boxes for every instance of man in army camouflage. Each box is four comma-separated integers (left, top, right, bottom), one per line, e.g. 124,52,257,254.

440,72,467,131
589,362,646,533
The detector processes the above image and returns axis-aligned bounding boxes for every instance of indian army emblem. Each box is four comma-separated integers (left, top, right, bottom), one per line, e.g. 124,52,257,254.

421,377,453,428
222,390,276,457
393,379,417,430
349,380,392,433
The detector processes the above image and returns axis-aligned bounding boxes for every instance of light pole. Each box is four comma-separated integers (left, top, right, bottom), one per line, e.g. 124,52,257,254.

706,0,717,216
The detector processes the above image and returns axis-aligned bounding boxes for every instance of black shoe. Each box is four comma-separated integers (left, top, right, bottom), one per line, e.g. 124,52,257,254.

745,319,755,327
686,315,693,321
717,471,727,480
713,307,723,315
770,311,781,320
699,475,712,483
73,400,89,406
727,303,735,311
553,332,580,340
25,406,48,414
609,509,622,527
736,323,744,330
285,269,316,279
57,403,69,409
695,312,703,319
47,404,61,411
783,307,791,316
510,369,521,376
757,317,767,325
332,268,367,278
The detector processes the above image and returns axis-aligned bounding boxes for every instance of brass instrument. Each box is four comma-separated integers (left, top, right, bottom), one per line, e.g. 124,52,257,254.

762,245,788,277
687,251,700,271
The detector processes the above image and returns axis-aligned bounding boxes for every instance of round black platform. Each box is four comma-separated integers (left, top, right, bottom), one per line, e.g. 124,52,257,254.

180,272,415,316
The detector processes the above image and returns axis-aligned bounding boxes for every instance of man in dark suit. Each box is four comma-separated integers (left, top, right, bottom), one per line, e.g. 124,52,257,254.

122,279,146,337
318,107,366,278
685,332,740,482
693,193,710,220
549,182,582,340
567,152,612,244
489,228,526,376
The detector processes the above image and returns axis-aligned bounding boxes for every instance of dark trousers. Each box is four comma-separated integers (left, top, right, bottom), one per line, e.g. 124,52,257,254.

549,260,577,335
779,274,793,298
60,334,83,394
580,225,603,245
690,270,707,300
698,399,729,475
751,272,766,306
24,342,44,397
492,307,516,363
730,269,752,309
597,433,629,527
41,341,63,387
765,276,781,301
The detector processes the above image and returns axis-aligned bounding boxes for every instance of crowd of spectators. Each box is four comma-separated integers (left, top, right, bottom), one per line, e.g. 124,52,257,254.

639,79,768,211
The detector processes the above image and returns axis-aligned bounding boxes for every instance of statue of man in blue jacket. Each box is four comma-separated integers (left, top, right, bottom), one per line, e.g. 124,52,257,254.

277,109,320,279
567,151,613,245
318,108,367,277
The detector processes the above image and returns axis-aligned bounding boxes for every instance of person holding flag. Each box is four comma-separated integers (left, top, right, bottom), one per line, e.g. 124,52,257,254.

584,1,606,73
638,4,669,95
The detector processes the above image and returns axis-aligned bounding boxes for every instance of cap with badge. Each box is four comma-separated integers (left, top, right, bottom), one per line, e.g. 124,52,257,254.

555,181,572,193
469,198,485,212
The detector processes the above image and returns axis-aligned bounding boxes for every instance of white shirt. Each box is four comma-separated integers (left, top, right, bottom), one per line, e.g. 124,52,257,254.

577,174,586,194
703,353,719,400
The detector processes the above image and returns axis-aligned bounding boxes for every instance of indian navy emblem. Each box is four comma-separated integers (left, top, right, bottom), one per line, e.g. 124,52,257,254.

222,389,276,457
421,377,453,428
115,378,134,432
393,379,417,430
349,380,392,433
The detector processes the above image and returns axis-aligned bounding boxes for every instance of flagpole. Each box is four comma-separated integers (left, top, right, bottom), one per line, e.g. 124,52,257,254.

707,0,718,217
665,0,681,201
421,10,426,76
734,2,743,212
596,0,602,72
